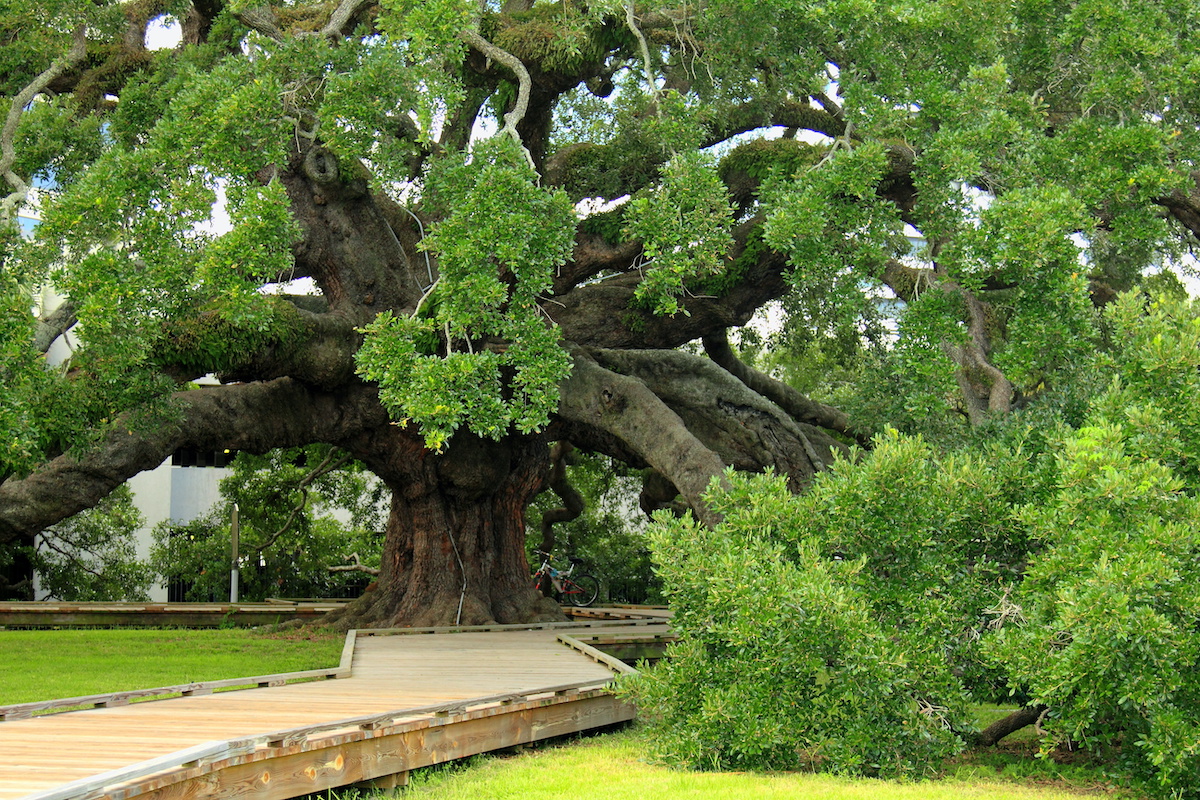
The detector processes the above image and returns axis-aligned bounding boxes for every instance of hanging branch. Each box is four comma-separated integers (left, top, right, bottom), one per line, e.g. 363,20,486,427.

537,441,585,553
458,29,536,170
1,26,88,225
625,0,659,103
253,449,355,555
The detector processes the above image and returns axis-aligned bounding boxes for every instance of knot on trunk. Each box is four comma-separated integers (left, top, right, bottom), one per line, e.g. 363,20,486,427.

304,146,340,185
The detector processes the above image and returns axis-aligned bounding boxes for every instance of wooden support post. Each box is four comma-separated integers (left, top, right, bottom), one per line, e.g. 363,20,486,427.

351,771,409,791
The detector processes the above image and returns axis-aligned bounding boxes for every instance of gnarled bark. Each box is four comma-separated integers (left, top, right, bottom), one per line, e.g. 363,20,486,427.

321,428,563,630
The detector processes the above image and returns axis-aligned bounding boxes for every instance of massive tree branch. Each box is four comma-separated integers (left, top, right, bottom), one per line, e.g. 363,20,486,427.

282,151,421,318
702,330,872,447
557,348,727,526
33,302,77,355
553,229,644,294
700,97,847,148
550,219,790,349
207,307,360,390
587,347,847,487
0,379,388,545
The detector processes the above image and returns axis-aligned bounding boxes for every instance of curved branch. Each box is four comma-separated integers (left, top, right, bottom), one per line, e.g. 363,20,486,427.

626,0,659,102
557,348,727,526
459,29,534,164
2,26,87,224
702,330,871,447
553,229,644,294
0,379,389,544
881,260,1014,425
700,97,847,148
201,307,362,390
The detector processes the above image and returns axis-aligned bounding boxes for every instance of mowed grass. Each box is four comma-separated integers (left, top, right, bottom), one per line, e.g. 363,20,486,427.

364,729,1117,800
0,628,345,704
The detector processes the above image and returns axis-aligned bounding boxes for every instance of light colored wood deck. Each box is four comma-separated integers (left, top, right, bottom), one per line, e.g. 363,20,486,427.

0,627,623,799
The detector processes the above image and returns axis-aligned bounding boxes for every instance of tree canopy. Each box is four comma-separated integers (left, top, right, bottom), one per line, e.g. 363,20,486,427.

3,0,1200,623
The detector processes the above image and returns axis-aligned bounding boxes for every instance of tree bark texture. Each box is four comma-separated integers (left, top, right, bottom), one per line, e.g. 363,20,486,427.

321,428,563,630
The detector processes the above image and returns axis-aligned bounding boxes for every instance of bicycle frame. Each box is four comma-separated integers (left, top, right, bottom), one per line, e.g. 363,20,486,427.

531,550,574,591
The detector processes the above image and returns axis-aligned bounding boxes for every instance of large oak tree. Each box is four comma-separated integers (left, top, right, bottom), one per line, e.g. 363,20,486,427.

3,0,1200,627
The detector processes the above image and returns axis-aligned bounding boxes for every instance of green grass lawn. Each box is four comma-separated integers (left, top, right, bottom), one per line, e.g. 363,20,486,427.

0,627,345,704
346,728,1127,800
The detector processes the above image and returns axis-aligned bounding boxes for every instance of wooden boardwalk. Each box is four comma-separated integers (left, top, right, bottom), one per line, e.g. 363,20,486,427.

0,617,661,799
0,600,350,628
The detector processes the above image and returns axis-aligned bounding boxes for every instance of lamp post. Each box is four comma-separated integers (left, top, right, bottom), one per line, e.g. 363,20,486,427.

230,503,239,603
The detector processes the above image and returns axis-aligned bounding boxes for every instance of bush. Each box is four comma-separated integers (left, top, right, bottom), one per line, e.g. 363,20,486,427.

628,469,968,778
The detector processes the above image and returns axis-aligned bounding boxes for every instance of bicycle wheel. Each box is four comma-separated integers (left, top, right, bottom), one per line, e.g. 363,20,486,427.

564,573,599,607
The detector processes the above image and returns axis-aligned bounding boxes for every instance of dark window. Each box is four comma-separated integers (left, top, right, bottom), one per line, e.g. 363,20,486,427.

171,447,238,468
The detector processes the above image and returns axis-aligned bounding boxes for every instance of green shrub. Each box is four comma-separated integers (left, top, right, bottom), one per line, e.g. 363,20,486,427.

629,469,968,777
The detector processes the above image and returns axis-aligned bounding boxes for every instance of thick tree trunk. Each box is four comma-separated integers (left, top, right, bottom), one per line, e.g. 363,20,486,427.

322,427,564,630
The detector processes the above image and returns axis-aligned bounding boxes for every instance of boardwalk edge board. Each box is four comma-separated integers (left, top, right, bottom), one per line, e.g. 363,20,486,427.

556,634,640,676
0,630,357,722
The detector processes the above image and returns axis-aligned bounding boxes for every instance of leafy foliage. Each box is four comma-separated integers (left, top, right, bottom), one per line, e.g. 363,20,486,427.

355,139,576,451
29,486,153,601
632,469,968,777
152,447,387,601
637,293,1200,796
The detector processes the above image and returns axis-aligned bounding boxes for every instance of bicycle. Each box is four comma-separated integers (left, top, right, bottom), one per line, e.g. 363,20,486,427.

531,549,599,607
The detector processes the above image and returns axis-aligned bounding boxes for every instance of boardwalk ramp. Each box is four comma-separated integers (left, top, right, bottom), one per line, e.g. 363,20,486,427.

0,621,646,799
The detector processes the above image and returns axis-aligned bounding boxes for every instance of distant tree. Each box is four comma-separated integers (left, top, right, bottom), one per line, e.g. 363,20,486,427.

29,485,153,601
152,445,387,601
